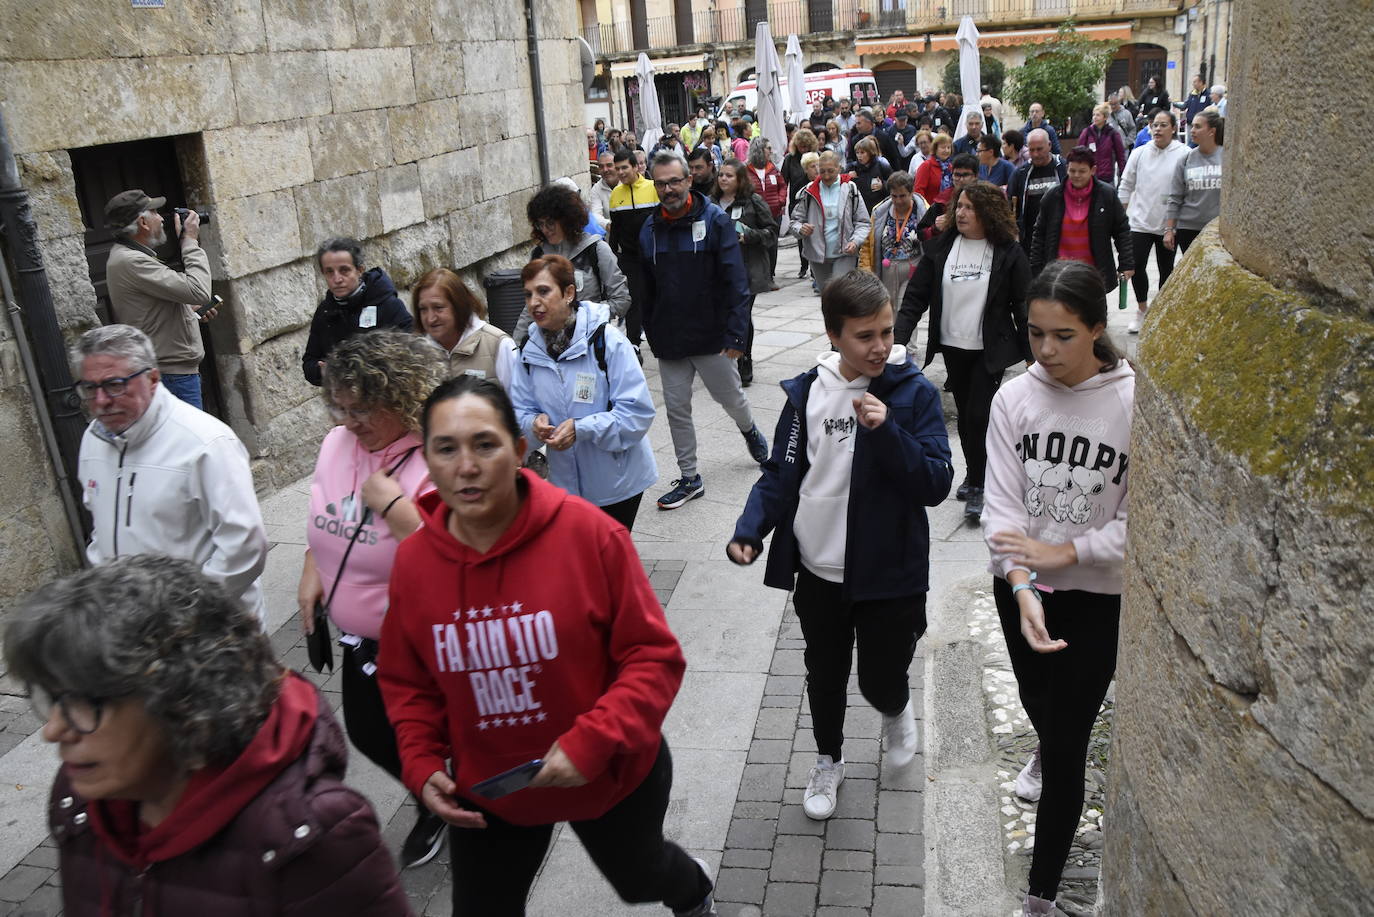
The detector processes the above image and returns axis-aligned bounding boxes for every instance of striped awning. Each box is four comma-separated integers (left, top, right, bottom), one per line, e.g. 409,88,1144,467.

610,53,708,78
858,22,1134,55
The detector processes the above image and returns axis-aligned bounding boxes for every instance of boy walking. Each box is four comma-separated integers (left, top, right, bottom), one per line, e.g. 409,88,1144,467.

727,271,953,818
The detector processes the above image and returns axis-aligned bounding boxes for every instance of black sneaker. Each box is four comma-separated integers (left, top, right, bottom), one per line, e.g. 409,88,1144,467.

955,477,972,501
964,487,984,524
738,356,753,387
742,425,769,464
657,475,705,509
400,809,446,869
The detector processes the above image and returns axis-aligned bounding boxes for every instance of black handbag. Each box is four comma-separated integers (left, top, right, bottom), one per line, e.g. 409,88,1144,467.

307,447,419,674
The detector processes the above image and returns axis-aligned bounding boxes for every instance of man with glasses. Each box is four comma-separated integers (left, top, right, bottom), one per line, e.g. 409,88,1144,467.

639,150,769,510
75,324,269,621
103,189,216,409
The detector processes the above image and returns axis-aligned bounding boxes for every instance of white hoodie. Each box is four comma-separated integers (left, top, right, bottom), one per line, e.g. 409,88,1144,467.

794,352,871,583
1118,139,1188,235
981,361,1134,595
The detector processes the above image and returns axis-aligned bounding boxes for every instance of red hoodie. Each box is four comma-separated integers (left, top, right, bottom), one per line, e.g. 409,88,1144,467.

379,471,685,825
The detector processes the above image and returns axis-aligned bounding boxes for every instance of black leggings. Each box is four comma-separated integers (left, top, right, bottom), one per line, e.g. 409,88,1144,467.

341,643,403,781
793,567,927,760
994,578,1120,901
941,347,1004,488
447,737,710,916
1176,227,1202,253
599,492,643,531
1128,231,1175,304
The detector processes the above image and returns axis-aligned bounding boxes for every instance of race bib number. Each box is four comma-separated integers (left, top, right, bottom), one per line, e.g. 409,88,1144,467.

1088,142,1097,152
574,269,585,289
359,305,377,328
573,372,596,404
463,369,487,379
730,206,742,220
692,220,707,243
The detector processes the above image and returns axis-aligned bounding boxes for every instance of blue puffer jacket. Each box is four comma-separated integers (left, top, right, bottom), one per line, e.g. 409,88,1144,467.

639,191,752,360
731,356,954,601
509,301,659,508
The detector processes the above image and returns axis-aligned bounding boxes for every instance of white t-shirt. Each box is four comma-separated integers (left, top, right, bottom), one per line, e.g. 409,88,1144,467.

940,236,993,351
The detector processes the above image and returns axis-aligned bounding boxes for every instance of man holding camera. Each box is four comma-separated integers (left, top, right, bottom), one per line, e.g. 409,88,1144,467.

103,189,216,409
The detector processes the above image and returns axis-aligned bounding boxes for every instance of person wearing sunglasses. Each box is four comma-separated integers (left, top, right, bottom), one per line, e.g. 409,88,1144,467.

4,555,410,916
74,324,269,620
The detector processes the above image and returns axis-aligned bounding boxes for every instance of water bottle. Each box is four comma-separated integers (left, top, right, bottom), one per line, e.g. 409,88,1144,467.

1118,275,1128,310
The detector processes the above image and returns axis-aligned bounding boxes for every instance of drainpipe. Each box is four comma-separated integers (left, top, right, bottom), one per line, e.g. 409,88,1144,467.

0,108,90,557
524,0,553,185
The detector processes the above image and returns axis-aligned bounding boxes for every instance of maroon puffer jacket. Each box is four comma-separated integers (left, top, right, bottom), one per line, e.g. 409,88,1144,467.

48,685,411,917
748,162,789,219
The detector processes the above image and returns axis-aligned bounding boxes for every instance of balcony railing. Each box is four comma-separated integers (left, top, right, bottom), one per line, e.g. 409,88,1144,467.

583,0,1171,56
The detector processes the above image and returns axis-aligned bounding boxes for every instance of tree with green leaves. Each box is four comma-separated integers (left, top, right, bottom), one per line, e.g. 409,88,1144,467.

942,54,1006,99
1004,19,1121,129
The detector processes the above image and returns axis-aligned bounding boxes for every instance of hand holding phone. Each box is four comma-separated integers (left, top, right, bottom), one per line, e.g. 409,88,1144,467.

471,759,545,799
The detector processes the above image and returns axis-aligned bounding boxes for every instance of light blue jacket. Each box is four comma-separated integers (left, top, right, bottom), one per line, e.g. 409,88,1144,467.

510,301,658,508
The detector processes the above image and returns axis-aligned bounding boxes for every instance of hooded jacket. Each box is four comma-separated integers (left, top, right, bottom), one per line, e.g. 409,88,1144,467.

712,189,778,294
982,361,1134,595
513,232,630,343
379,474,685,825
1076,124,1127,181
1029,179,1134,292
301,267,413,386
1117,139,1189,235
50,674,409,917
638,190,752,360
789,176,871,264
732,354,952,600
509,301,658,507
895,229,1033,374
79,384,268,620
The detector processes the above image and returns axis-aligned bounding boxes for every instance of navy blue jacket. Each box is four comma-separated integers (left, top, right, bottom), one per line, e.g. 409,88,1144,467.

731,358,954,601
639,191,751,360
301,267,413,385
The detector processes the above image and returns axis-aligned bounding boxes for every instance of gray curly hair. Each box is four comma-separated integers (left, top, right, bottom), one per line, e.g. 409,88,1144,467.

323,331,445,432
3,555,281,770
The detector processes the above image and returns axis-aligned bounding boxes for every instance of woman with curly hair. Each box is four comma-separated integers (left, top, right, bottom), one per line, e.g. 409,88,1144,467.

514,182,629,344
895,180,1032,523
412,267,517,386
298,330,448,869
6,555,409,915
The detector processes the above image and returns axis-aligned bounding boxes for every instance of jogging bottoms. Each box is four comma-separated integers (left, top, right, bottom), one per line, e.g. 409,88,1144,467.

993,578,1120,901
447,737,711,916
793,567,927,761
658,352,756,479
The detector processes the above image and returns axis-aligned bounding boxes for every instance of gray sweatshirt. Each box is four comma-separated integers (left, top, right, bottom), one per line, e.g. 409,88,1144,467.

513,232,630,343
1166,146,1223,231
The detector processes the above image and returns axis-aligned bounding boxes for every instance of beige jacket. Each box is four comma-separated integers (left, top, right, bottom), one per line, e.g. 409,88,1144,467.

105,240,212,374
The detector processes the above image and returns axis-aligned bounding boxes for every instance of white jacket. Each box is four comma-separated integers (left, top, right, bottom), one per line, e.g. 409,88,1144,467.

1117,139,1188,235
79,384,269,619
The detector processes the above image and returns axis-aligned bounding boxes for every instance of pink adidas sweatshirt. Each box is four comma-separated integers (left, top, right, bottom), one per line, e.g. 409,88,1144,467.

306,427,434,639
981,361,1134,595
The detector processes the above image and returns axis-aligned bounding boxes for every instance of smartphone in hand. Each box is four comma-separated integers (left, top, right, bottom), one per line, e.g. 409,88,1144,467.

471,759,545,800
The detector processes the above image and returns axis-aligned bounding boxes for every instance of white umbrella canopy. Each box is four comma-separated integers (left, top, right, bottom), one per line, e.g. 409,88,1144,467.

952,16,984,143
784,34,807,123
753,22,788,166
635,52,663,151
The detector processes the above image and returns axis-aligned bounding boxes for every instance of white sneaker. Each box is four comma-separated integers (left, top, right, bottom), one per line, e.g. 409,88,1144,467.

802,755,845,820
1014,745,1042,802
882,699,918,767
1126,316,1142,334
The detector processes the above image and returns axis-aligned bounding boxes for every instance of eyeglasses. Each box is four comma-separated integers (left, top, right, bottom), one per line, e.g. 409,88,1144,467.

75,367,152,400
327,403,372,424
28,684,108,735
653,176,687,190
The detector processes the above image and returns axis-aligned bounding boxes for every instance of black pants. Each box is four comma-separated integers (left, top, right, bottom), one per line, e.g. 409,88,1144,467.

620,258,647,346
1176,227,1201,253
941,347,1004,488
341,643,403,781
744,294,755,359
767,239,778,281
793,568,927,760
1129,231,1175,303
993,578,1120,901
447,738,709,916
599,492,644,531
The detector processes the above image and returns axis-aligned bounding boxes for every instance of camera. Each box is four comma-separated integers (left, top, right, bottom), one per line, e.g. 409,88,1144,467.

173,207,211,225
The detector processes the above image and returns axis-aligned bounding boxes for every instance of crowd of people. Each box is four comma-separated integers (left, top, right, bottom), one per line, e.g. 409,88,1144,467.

6,72,1227,917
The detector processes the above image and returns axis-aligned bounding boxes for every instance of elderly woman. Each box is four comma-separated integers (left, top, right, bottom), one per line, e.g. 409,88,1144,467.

913,132,956,207
299,330,447,869
379,375,712,916
746,136,787,288
713,160,778,386
7,556,408,915
513,183,629,343
1076,103,1127,182
850,136,893,212
866,170,927,308
792,150,871,295
509,255,658,530
783,129,819,278
413,267,517,386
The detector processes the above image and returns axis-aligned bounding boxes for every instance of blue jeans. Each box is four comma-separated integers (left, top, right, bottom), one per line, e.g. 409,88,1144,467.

161,372,202,409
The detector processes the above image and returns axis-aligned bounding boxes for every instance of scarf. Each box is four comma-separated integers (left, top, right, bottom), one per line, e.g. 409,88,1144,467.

1064,180,1093,223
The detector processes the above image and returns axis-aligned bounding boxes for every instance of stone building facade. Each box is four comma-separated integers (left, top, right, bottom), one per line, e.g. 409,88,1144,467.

1100,0,1374,911
0,0,588,620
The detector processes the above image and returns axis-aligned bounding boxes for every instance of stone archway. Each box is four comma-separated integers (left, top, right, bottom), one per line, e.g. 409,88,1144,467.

805,62,841,73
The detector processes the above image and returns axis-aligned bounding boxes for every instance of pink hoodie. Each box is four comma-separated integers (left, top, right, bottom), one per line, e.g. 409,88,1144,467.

307,427,434,639
981,361,1134,595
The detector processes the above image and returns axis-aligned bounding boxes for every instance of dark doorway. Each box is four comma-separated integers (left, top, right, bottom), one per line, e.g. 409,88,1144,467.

873,63,919,106
68,135,224,419
1109,43,1168,101
745,0,768,36
807,0,834,32
674,0,694,45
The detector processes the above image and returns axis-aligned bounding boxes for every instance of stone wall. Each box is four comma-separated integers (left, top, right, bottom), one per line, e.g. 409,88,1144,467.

1100,2,1374,911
